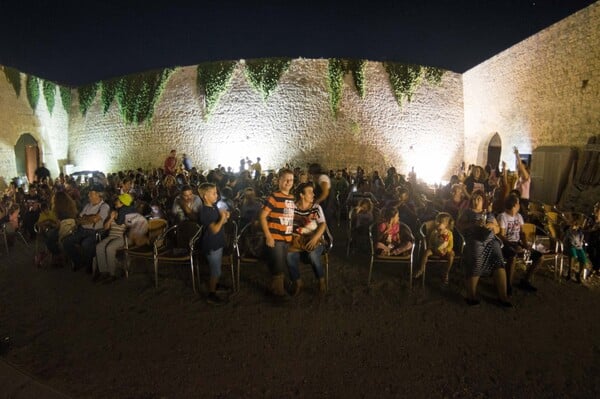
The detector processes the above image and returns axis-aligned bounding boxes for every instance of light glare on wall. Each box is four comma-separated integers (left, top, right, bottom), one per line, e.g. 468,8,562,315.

204,141,276,172
406,145,452,185
75,150,108,173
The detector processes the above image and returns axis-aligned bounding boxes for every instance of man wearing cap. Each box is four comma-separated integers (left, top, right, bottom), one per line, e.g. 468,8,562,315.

63,185,110,272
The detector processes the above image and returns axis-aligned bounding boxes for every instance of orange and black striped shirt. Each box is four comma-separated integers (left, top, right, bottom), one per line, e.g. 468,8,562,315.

263,191,295,243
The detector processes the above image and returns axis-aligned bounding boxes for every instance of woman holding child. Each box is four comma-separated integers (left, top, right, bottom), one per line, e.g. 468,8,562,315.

457,190,511,307
287,182,329,296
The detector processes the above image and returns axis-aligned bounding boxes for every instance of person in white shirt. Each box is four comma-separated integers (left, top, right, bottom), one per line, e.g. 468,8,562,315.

498,194,541,294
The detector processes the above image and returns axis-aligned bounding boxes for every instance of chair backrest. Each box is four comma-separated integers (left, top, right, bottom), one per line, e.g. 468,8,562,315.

323,225,334,252
236,221,265,260
147,218,168,244
560,212,591,229
175,221,202,249
522,222,556,253
521,223,537,246
222,220,238,256
528,200,545,213
370,221,415,256
545,211,560,224
419,220,436,251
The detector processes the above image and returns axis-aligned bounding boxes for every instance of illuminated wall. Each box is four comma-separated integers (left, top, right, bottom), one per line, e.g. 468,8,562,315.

463,2,600,166
68,60,464,183
0,71,70,183
2,2,598,186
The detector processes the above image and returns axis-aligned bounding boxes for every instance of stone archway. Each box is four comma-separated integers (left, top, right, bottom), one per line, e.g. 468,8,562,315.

14,133,39,183
486,133,501,171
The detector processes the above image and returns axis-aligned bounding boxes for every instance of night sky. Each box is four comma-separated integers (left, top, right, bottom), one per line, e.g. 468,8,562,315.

0,0,596,86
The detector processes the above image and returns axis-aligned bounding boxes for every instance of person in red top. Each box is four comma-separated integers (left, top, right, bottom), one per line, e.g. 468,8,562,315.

260,168,295,299
163,149,177,176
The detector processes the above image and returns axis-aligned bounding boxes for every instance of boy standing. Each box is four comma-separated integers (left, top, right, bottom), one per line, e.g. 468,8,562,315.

260,168,295,300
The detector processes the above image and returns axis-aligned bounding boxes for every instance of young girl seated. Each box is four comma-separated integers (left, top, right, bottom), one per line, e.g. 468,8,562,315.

0,204,21,246
34,202,59,267
564,215,590,282
376,207,413,256
415,212,455,284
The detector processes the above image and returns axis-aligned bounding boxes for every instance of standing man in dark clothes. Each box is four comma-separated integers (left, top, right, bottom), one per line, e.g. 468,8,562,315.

34,163,51,183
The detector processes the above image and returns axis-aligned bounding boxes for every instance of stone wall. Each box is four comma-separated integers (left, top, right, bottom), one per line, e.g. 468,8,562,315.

0,70,70,182
68,60,464,184
463,2,600,166
2,2,598,189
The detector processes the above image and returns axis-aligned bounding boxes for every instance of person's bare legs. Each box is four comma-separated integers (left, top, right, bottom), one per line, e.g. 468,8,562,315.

208,276,219,293
493,268,510,302
442,251,455,284
415,249,432,279
506,257,516,294
466,276,480,304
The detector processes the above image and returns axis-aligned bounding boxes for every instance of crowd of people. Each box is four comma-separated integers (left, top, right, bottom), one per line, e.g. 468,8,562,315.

1,147,599,307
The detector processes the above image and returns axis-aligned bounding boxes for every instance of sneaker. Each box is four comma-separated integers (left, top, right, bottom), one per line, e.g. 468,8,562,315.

291,280,304,297
465,298,480,306
215,283,231,293
498,299,514,308
441,273,449,286
92,271,105,282
101,275,118,284
518,279,538,292
206,292,226,306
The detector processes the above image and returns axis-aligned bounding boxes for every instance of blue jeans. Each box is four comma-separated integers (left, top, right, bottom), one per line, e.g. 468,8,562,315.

287,244,325,281
62,227,97,269
204,248,223,278
266,241,289,276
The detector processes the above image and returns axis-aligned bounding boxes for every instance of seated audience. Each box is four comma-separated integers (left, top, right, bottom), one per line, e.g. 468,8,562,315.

287,182,329,296
414,212,455,285
171,185,202,223
587,202,600,276
376,207,413,256
62,186,110,272
443,184,469,221
497,194,542,293
457,190,511,307
563,214,589,282
95,193,146,283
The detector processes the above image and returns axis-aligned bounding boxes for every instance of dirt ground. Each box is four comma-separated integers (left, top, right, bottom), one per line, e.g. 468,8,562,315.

1,225,600,399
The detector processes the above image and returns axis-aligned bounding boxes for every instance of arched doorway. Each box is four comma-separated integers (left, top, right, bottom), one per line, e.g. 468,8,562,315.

486,133,502,171
14,133,39,183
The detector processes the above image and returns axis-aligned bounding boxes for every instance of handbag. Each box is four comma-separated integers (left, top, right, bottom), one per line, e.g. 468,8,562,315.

290,233,327,253
58,218,77,243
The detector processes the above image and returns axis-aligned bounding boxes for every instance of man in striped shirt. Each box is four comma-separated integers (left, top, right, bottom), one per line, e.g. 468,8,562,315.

260,168,295,299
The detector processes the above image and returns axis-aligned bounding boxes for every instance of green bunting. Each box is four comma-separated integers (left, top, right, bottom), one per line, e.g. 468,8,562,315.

197,61,237,117
244,58,291,100
43,80,56,114
26,75,40,110
3,66,21,97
